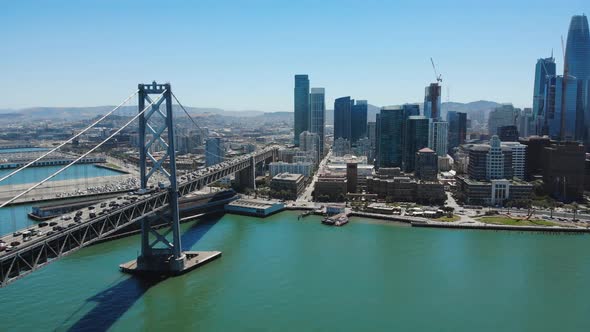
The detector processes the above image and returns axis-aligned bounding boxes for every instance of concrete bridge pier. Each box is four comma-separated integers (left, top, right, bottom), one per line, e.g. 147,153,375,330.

235,156,256,192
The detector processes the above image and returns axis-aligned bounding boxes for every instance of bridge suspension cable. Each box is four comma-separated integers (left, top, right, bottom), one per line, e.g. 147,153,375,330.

0,90,166,209
171,92,236,161
0,90,139,185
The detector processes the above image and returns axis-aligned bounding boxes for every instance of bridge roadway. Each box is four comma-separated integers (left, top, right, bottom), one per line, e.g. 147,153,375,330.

0,146,278,286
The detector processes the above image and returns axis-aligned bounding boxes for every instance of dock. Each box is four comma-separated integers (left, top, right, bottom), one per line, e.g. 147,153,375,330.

120,251,222,277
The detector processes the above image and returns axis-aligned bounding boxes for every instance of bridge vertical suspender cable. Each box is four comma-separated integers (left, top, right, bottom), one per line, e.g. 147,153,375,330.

0,90,166,209
171,92,233,161
0,90,139,185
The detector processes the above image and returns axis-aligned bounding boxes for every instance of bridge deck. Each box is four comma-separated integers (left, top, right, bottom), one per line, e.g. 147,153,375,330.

0,146,278,286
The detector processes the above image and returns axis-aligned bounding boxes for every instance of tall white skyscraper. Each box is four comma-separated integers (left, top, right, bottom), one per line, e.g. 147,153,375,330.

299,131,320,163
486,135,505,180
502,141,527,180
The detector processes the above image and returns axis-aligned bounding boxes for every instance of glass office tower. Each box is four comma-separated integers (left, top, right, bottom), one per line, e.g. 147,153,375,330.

565,15,590,146
310,88,326,156
447,111,467,152
376,104,419,168
565,15,590,81
334,96,353,141
351,100,368,144
532,56,556,133
403,115,430,172
294,75,310,146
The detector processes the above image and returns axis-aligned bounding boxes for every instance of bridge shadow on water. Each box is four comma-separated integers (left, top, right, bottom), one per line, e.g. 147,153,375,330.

180,214,223,250
63,215,222,332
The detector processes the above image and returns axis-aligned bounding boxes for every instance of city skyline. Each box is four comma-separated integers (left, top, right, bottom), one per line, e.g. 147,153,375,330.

2,0,588,111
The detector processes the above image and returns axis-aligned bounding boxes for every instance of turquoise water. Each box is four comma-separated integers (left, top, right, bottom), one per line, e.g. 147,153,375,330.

0,164,125,235
1,212,589,331
0,202,37,236
0,148,49,154
0,164,124,186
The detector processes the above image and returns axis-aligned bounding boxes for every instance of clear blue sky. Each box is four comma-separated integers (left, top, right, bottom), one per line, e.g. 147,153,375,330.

1,0,587,111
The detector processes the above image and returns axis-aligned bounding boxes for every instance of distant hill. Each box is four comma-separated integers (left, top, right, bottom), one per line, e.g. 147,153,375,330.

0,105,266,121
441,100,502,120
0,100,503,123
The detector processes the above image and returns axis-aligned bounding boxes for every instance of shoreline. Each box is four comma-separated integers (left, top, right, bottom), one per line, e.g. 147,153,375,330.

283,207,590,234
411,221,590,234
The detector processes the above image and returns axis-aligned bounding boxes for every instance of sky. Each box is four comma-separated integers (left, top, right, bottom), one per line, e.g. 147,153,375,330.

1,0,588,111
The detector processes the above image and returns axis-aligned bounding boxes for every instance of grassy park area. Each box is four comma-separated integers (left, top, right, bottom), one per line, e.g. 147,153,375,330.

436,215,461,222
477,216,558,227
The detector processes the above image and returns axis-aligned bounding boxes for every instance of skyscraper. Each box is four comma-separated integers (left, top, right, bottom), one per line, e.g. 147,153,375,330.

532,56,556,133
486,136,506,180
488,104,516,136
205,137,224,167
334,96,353,141
565,15,590,82
294,75,310,146
376,106,405,168
299,131,320,163
424,83,442,120
502,141,527,180
351,100,368,144
367,121,376,162
403,115,430,172
447,111,467,152
429,121,448,157
518,108,534,138
310,87,325,156
543,75,582,140
376,105,419,168
564,15,590,146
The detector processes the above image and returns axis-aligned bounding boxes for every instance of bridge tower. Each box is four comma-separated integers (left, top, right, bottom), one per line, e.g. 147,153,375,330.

235,156,256,192
120,82,220,276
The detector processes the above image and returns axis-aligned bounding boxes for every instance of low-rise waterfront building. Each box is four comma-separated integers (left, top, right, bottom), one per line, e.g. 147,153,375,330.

270,173,305,200
457,176,533,206
365,168,445,204
314,174,348,202
225,199,285,217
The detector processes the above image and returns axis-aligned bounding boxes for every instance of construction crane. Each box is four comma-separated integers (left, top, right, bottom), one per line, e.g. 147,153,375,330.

430,57,442,83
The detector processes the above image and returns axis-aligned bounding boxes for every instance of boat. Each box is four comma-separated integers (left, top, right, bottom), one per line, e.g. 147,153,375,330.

322,217,336,225
335,216,349,226
322,213,349,226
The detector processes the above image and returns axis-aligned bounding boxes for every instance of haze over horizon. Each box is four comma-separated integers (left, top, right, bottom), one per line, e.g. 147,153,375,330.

2,0,588,111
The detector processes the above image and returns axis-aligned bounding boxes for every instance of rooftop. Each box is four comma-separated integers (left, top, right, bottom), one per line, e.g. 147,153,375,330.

227,199,281,209
418,147,434,153
272,172,304,181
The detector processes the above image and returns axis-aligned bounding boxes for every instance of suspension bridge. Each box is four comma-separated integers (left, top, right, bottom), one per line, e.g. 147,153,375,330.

0,82,279,286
